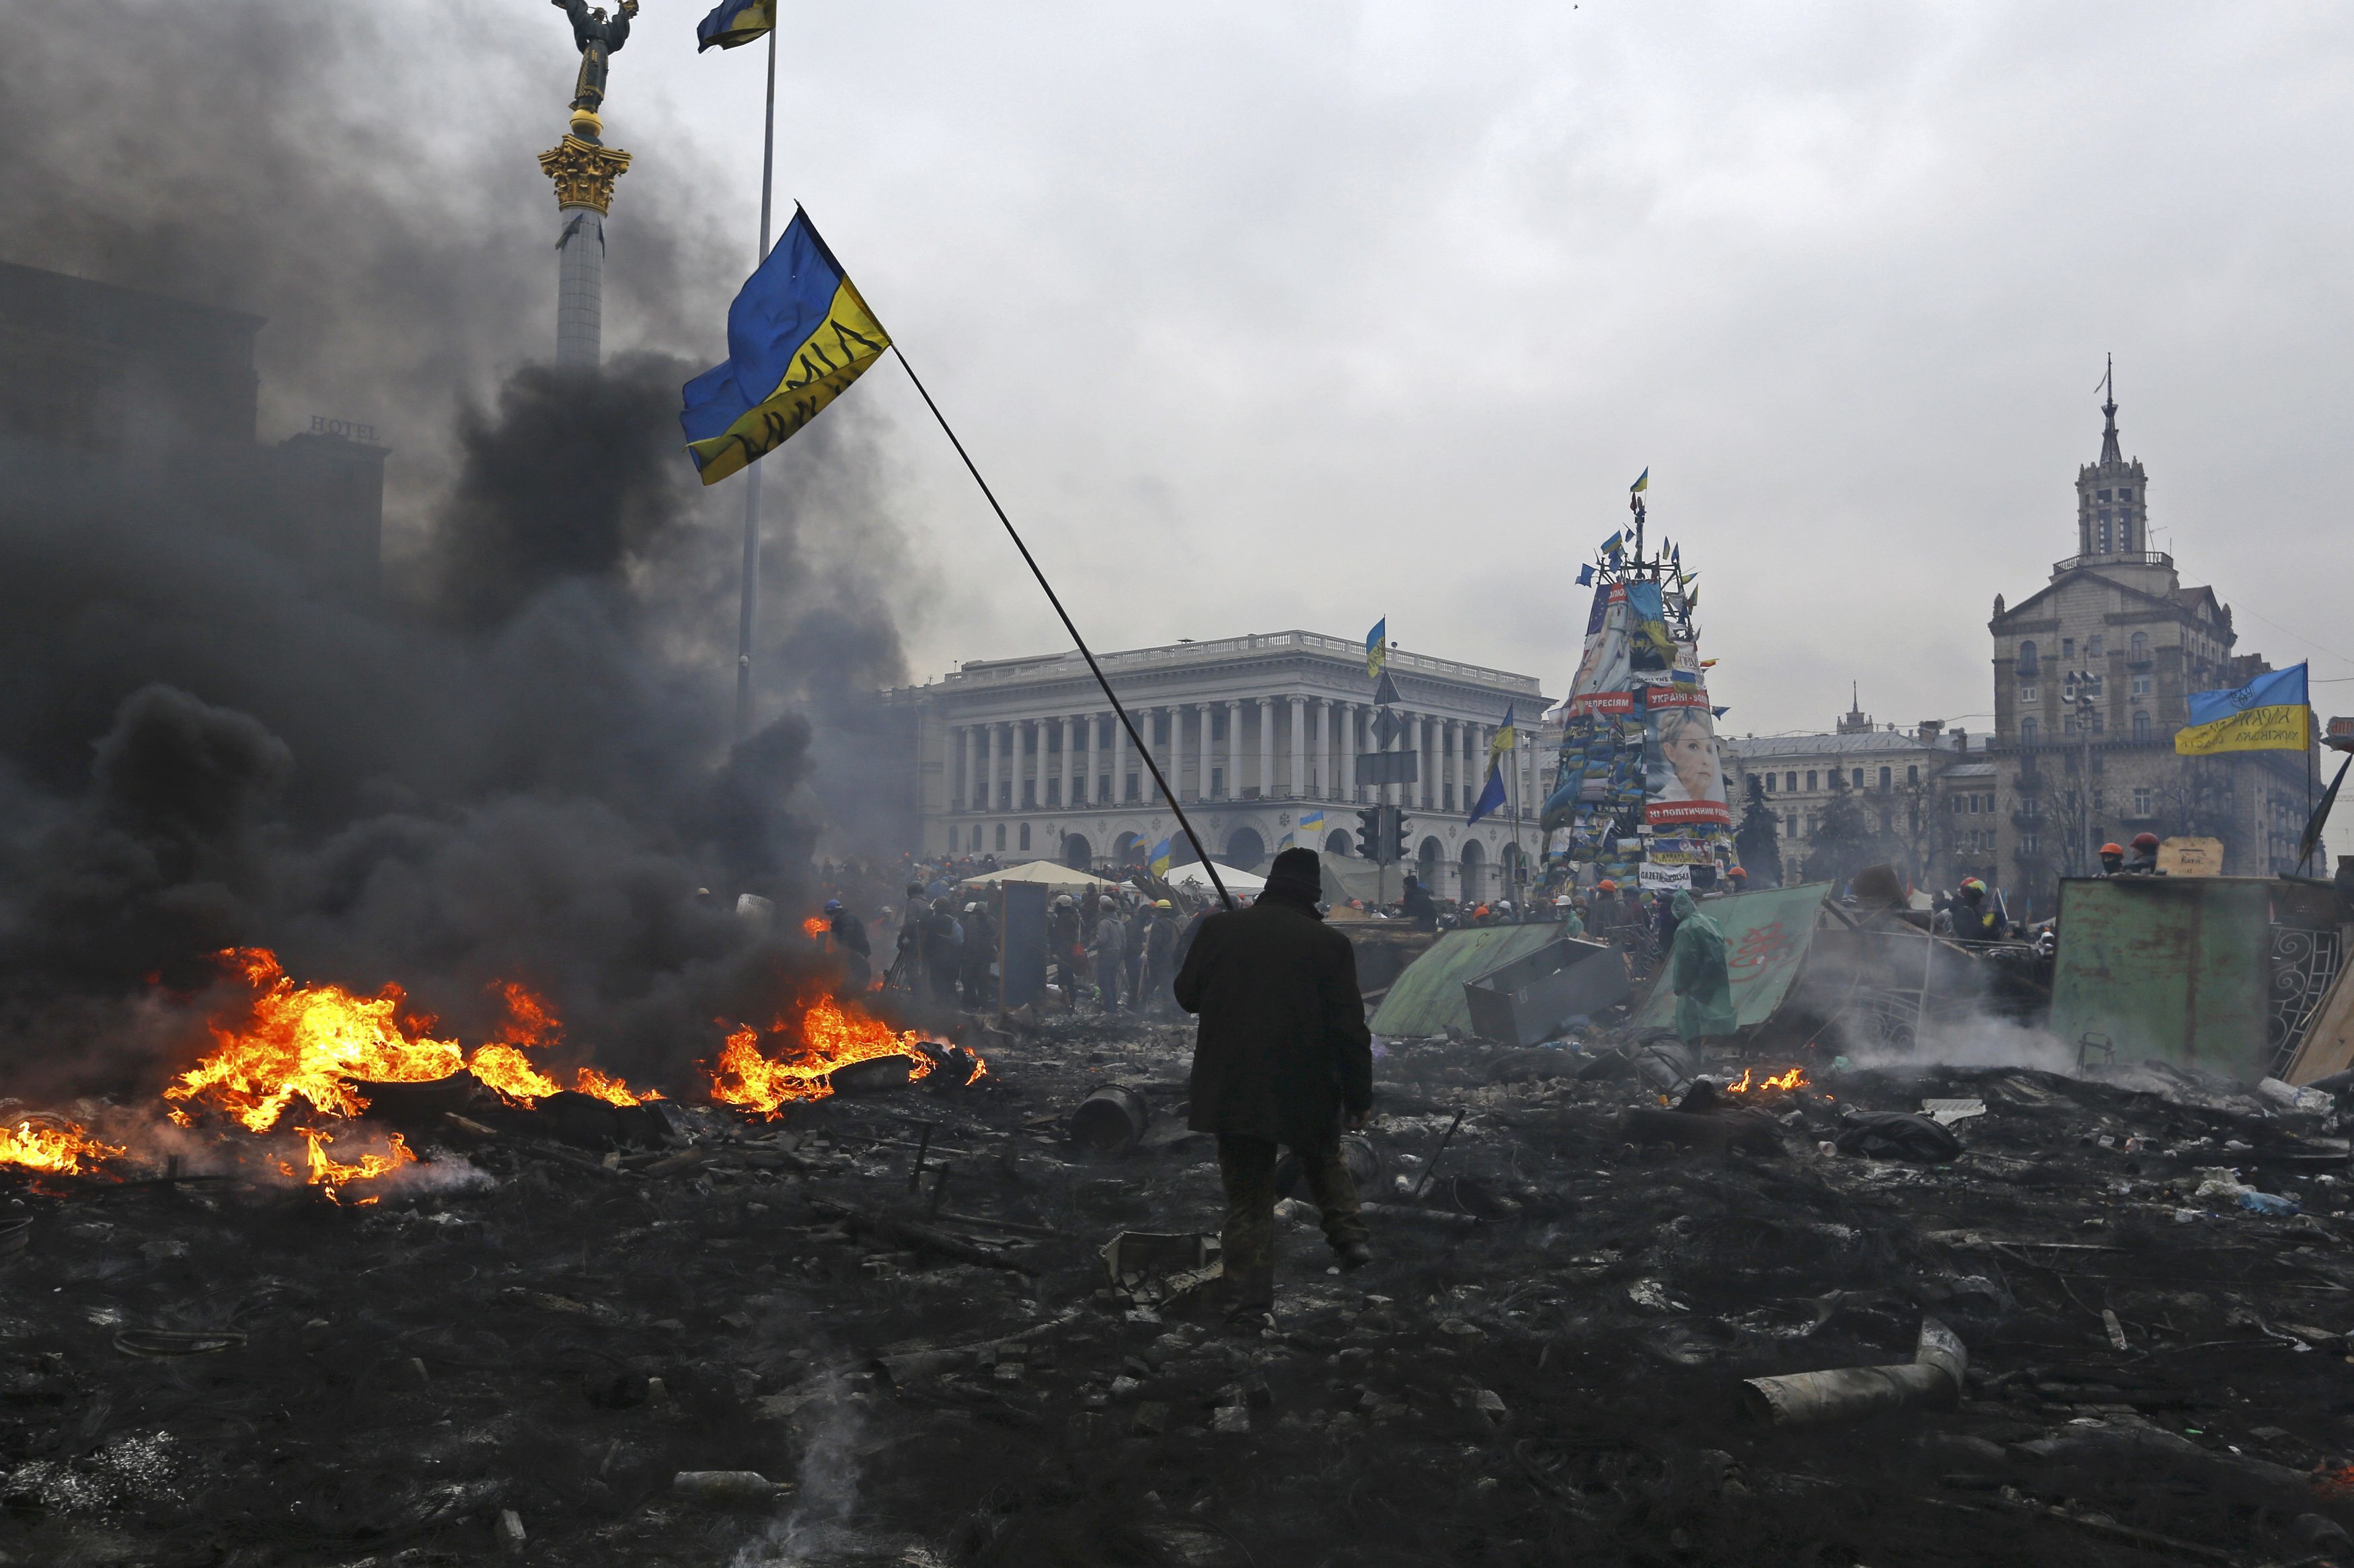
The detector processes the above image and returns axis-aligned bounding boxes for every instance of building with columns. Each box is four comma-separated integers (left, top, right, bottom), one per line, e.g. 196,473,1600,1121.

888,629,1556,901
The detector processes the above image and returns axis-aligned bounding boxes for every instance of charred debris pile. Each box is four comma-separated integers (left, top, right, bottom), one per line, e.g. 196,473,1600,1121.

7,1012,2354,1567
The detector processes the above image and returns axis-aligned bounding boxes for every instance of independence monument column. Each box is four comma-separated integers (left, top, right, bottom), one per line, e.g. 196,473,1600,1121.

538,1,638,366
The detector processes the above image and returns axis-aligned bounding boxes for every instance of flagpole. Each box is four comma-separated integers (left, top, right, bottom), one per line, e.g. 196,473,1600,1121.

731,24,780,744
891,348,1233,911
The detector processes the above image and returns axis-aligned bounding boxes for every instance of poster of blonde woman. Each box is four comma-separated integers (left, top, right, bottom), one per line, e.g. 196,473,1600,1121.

1642,691,1731,827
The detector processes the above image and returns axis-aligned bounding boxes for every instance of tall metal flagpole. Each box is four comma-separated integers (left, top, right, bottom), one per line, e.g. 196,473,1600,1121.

732,26,780,743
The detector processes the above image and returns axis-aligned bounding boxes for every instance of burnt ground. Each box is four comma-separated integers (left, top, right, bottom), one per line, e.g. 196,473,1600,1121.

5,1018,2354,1567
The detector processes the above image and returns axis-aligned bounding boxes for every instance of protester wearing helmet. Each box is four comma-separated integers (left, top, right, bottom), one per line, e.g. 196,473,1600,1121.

1950,877,2004,941
2098,842,2125,877
2126,831,2164,875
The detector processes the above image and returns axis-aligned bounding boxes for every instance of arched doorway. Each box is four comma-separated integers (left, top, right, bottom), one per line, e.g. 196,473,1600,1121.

1324,829,1353,857
1458,838,1486,902
1113,831,1144,867
1225,826,1266,871
1417,836,1443,892
1063,833,1092,871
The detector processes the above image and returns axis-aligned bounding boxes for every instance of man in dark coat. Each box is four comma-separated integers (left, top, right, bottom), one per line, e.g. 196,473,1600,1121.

825,898,871,990
1175,847,1373,1327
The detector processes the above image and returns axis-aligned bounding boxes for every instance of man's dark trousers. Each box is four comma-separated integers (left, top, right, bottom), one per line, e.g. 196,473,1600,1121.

1217,1130,1368,1311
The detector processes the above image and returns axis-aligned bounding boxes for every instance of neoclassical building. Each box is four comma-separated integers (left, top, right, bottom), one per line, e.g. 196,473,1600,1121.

887,629,1556,899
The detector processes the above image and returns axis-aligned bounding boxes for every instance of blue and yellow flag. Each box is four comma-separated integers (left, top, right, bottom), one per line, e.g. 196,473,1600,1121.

1148,836,1175,877
1466,761,1508,826
1365,619,1387,678
1601,531,1624,558
2176,662,2310,755
681,208,890,485
697,0,775,50
1293,810,1326,850
1630,467,1648,494
1488,705,1516,763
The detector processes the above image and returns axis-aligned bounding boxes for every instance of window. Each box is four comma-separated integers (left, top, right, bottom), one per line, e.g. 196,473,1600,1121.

969,825,982,851
2021,684,2039,704
2133,786,2152,816
1022,779,1036,808
1097,775,1112,803
1211,767,1224,797
2131,674,2150,699
1878,767,1892,791
2119,520,2133,550
2133,712,2151,741
2022,833,2040,855
2088,634,2104,658
2097,489,2112,502
2018,641,2039,676
1908,765,1920,785
2091,711,2105,734
2119,487,2133,502
1786,772,1798,792
1966,795,1979,815
2129,632,2148,662
1047,779,1061,806
1852,769,1864,788
2018,795,2040,820
2062,717,2076,737
1211,709,1227,740
1806,771,1818,791
1018,823,1031,851
998,780,1012,810
993,823,1008,851
2021,717,2039,745
1125,773,1139,803
1950,795,1963,814
2096,522,2110,552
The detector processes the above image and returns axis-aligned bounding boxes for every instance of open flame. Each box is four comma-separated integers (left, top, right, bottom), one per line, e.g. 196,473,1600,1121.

710,992,933,1118
1726,1066,1809,1093
802,916,829,938
0,1118,125,1176
278,1126,416,1204
163,951,660,1197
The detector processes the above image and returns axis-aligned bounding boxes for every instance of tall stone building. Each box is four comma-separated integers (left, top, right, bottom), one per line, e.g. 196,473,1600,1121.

1987,383,2318,912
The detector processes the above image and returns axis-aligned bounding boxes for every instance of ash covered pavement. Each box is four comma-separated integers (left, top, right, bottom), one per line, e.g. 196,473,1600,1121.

7,1017,2354,1568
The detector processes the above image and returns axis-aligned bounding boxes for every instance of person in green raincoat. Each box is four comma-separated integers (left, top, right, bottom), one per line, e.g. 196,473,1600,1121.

1552,895,1586,938
1667,888,1737,1042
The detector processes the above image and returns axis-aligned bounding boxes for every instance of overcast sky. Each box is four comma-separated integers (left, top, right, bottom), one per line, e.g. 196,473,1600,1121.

556,1,2354,742
44,3,2354,743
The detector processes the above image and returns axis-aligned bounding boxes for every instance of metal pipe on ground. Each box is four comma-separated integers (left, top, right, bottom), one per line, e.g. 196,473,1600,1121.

1739,1318,1967,1427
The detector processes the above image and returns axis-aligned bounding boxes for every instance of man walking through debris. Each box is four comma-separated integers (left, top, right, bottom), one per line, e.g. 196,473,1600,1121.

1176,847,1373,1330
1139,898,1178,1014
1667,888,1735,1044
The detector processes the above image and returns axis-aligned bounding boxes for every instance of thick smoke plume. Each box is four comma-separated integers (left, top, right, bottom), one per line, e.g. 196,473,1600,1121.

0,2,929,1099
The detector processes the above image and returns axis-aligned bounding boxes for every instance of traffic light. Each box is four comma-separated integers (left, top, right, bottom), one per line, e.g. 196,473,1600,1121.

1355,808,1382,861
1390,810,1412,866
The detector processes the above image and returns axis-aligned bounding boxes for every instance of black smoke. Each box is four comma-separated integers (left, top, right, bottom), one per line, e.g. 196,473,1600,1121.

0,3,928,1098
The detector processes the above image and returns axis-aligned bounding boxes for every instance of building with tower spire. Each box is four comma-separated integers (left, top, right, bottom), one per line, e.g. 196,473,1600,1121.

1986,370,2316,908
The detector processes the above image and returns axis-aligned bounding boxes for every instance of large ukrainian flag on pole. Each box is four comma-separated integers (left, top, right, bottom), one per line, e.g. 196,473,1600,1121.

2174,662,2311,754
681,208,890,485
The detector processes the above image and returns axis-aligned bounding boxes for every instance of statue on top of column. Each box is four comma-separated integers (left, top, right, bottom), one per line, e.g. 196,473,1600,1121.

554,0,638,140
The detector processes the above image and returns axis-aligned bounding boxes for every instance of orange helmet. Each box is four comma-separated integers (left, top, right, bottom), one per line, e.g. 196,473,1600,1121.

2131,832,2160,850
1597,879,1618,892
1727,865,1747,879
2100,842,2124,857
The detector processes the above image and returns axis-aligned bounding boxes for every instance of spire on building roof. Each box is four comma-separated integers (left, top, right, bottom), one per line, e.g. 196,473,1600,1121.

2098,353,2121,467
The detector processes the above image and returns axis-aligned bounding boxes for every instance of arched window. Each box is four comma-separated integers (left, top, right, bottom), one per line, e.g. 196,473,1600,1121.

1018,822,1031,851
2018,641,2039,676
993,822,1008,851
2132,711,2151,742
2130,632,2148,662
2021,717,2039,746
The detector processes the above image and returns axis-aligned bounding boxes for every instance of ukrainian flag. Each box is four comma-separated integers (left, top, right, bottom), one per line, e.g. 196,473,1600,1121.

1466,761,1507,826
681,208,890,485
697,0,775,51
1365,619,1387,678
1489,705,1517,762
1296,810,1326,850
1148,836,1175,877
2175,662,2310,755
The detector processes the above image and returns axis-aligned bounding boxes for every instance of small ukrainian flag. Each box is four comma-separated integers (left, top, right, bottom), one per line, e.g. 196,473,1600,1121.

1149,836,1175,877
1365,619,1388,678
1630,467,1649,494
697,0,775,51
1488,705,1517,762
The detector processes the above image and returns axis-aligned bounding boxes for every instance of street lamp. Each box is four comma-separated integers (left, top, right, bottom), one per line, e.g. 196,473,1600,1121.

2068,668,2100,873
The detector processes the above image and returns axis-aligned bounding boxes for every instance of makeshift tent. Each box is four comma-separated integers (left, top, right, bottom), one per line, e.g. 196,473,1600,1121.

1162,861,1266,896
958,861,1116,890
1632,883,1831,1033
1369,923,1569,1039
1318,851,1390,906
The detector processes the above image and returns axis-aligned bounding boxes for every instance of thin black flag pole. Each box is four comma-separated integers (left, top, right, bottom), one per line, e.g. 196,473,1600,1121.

891,347,1234,911
730,24,782,744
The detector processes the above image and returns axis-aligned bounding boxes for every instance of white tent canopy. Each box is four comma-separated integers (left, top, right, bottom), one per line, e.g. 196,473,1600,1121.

1162,860,1268,895
958,860,1116,889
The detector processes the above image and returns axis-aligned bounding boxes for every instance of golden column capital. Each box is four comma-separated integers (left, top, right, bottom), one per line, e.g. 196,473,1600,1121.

537,134,634,215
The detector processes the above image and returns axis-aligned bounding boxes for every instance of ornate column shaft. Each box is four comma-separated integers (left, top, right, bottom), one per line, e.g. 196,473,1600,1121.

537,135,632,367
